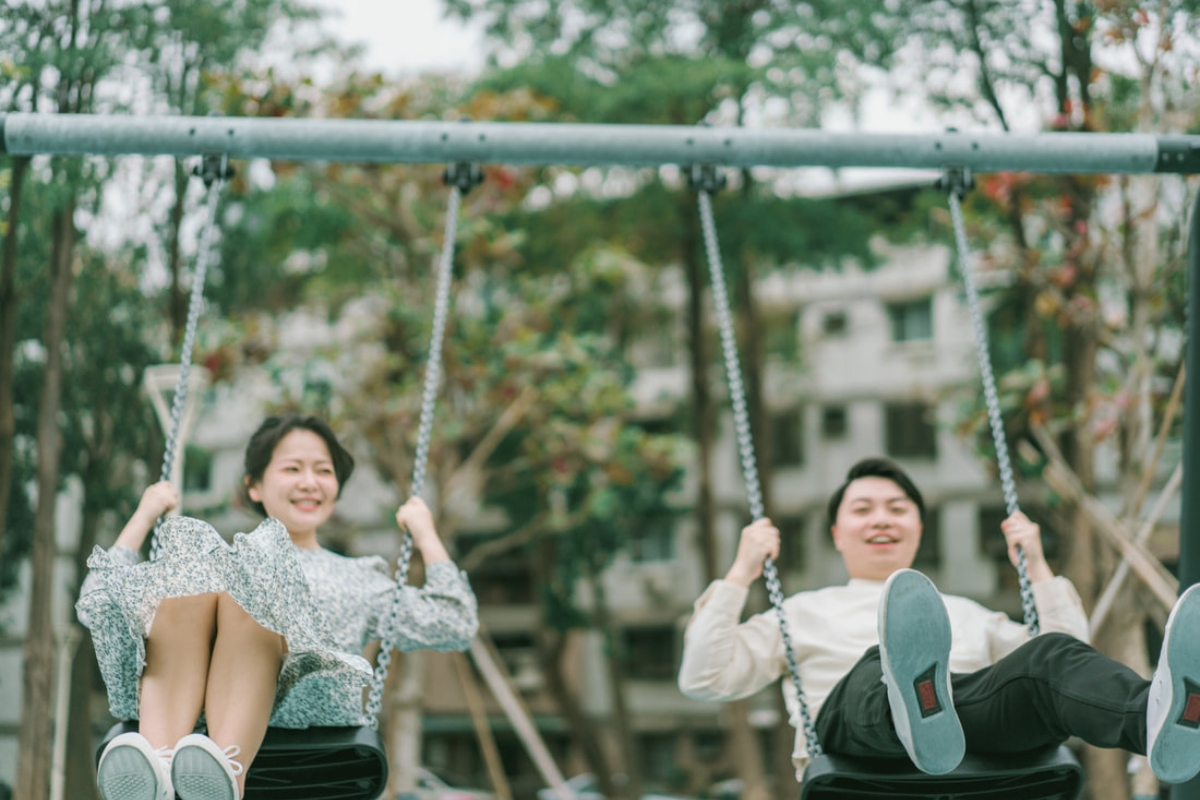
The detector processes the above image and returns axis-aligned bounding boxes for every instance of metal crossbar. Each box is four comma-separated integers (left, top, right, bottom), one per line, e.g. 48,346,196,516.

2,113,1199,173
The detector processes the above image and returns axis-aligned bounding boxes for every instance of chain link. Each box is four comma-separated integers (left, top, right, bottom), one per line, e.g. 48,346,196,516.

697,188,823,757
364,184,464,728
150,160,227,561
946,181,1039,635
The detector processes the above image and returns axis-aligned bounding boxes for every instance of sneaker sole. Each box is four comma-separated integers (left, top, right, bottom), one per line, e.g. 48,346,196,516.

1149,583,1200,784
97,745,161,800
173,745,238,800
879,570,965,775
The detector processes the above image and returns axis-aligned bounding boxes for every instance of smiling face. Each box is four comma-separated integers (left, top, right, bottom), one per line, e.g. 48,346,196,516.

830,476,923,581
246,429,339,541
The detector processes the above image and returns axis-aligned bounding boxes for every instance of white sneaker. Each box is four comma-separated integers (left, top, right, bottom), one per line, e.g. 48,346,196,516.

1147,582,1200,784
878,568,965,775
97,731,174,800
172,733,244,800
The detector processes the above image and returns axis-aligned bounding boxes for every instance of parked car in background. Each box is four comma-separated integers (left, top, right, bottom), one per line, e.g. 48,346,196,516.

537,773,696,800
397,767,497,800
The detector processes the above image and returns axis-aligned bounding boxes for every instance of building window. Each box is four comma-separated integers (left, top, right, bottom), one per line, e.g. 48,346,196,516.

183,445,213,493
979,505,1059,591
771,409,804,467
490,632,543,694
629,515,675,563
885,402,937,459
765,310,800,359
914,506,941,569
453,532,535,605
887,297,933,342
823,310,848,336
622,626,677,680
775,515,807,574
637,733,678,785
822,406,848,439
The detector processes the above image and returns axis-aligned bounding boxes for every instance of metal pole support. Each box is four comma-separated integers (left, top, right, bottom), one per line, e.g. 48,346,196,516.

936,164,974,200
444,161,483,194
1175,187,1200,799
193,153,234,188
687,164,727,195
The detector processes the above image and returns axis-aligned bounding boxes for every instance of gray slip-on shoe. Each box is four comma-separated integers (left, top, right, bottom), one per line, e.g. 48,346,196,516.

879,568,965,775
1147,582,1200,784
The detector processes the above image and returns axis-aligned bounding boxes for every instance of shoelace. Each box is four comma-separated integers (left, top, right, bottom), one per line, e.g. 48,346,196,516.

221,744,245,777
156,743,175,777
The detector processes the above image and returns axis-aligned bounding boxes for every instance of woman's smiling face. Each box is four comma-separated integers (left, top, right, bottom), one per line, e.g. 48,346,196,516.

247,429,339,538
830,476,923,581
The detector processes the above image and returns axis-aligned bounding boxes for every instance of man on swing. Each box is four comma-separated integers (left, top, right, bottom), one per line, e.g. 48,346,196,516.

678,457,1200,785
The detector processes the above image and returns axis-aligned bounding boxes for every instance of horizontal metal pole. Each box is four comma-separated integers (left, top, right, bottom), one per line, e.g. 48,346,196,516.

2,113,1198,174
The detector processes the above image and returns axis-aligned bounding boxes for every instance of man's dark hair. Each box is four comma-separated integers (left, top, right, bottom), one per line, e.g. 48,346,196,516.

825,457,925,532
241,415,355,516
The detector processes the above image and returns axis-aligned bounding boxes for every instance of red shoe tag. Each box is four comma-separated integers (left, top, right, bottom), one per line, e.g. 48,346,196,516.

1183,694,1200,725
1177,678,1200,729
913,665,943,718
918,680,938,711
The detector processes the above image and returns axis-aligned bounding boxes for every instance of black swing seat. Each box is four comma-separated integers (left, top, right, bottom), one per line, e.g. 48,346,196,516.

97,721,388,800
800,744,1084,800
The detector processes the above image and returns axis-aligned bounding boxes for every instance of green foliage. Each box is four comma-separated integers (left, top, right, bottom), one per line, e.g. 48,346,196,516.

2,163,164,596
447,0,899,105
57,252,166,517
213,172,367,315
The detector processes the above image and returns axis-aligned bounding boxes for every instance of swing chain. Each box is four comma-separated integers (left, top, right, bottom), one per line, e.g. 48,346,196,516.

696,184,823,758
151,155,229,560
687,164,728,195
941,166,1040,636
365,167,476,728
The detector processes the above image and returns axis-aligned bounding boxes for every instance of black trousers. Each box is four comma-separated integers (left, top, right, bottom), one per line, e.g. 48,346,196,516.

815,633,1150,758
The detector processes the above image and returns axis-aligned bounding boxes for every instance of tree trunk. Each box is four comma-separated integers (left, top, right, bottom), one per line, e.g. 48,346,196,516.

0,156,30,573
17,199,77,800
167,159,190,349
1061,306,1103,606
683,194,719,582
590,564,641,800
533,540,618,797
387,649,427,797
538,627,617,795
733,237,774,800
1096,586,1157,799
65,496,103,800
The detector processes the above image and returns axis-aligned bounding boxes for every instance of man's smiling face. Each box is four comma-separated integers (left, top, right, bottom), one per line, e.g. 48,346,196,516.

830,476,923,581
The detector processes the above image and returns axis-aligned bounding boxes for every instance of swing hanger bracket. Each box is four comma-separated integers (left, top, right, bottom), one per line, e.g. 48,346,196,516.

444,161,484,194
936,164,974,200
687,163,727,195
193,153,234,188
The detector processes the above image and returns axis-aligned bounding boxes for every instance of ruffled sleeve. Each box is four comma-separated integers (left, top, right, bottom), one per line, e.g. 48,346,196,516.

77,545,140,625
368,561,478,652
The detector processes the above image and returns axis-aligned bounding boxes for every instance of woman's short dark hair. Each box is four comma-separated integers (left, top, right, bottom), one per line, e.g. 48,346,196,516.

241,415,355,517
825,457,925,532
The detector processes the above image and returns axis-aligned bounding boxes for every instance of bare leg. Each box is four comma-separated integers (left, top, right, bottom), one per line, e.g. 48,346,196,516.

204,592,286,797
140,593,219,749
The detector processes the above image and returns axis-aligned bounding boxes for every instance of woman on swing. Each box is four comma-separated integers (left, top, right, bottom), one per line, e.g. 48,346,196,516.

78,414,479,800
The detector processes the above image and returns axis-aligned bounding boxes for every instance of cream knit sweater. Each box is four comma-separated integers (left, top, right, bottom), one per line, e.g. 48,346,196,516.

678,575,1089,776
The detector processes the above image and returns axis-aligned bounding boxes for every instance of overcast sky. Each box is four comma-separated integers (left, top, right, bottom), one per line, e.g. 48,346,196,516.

316,0,486,76
306,0,951,193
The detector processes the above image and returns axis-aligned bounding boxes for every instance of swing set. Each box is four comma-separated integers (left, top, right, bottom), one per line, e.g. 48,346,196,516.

4,114,1198,800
